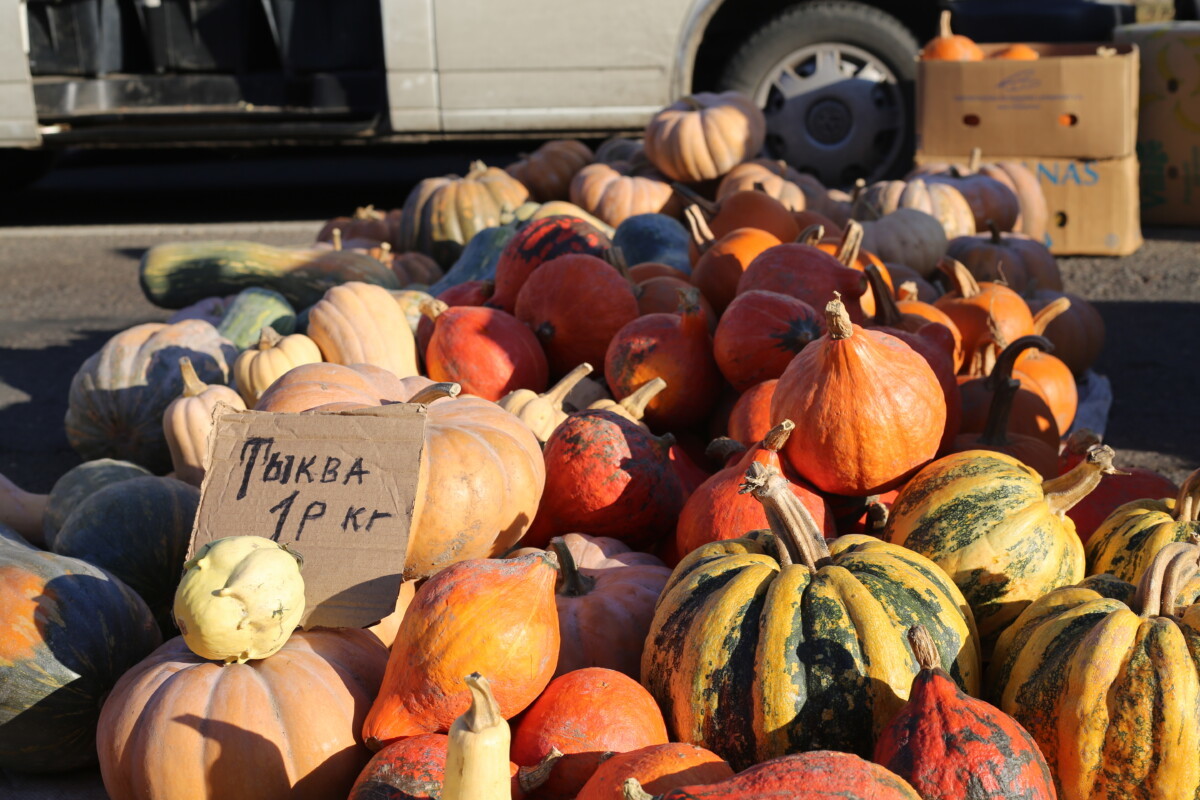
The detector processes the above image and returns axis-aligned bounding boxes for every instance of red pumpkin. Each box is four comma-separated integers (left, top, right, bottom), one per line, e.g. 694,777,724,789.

577,743,733,800
422,301,549,401
726,380,777,447
736,243,869,324
637,275,718,330
416,279,495,356
491,215,613,311
605,288,722,431
874,626,1055,800
512,668,669,800
713,290,823,392
515,253,638,378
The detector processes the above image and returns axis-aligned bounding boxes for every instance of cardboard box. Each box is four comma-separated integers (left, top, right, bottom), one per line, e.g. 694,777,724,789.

1114,22,1200,225
916,153,1143,256
916,43,1139,160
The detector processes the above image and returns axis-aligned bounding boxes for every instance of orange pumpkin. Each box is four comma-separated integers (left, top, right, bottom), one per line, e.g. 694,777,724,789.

636,275,718,331
686,210,782,314
713,289,823,392
681,186,800,246
991,43,1039,60
576,743,733,800
1025,288,1106,377
507,140,594,202
920,11,983,61
363,553,560,747
1013,298,1078,436
736,240,870,325
816,221,894,317
957,341,1060,452
422,300,549,401
97,630,388,800
934,258,1034,365
643,92,766,183
628,262,690,282
726,379,777,447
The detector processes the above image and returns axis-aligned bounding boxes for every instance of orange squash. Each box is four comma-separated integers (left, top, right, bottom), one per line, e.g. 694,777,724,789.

726,379,777,447
1026,288,1106,377
921,11,983,61
736,238,870,325
895,281,964,370
636,275,717,331
422,300,549,401
816,221,893,317
991,43,1039,60
362,553,560,747
957,339,1061,452
1013,298,1078,436
576,743,733,800
713,290,823,392
935,258,1034,365
680,186,799,246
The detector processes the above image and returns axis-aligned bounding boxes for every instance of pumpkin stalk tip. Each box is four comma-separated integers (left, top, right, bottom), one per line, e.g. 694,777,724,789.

461,673,503,732
256,326,283,349
740,462,832,570
177,357,207,398
623,778,656,800
408,382,461,405
825,295,854,340
907,625,943,673
1042,444,1119,516
517,747,564,793
763,420,795,451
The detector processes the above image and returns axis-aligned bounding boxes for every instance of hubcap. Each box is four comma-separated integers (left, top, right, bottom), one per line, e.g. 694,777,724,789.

754,43,905,187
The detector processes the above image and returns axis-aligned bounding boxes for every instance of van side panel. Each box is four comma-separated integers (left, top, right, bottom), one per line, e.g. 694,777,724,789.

383,0,441,131
1,0,41,146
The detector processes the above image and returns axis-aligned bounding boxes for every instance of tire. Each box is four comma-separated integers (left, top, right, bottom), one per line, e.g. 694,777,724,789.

718,1,919,185
0,148,57,191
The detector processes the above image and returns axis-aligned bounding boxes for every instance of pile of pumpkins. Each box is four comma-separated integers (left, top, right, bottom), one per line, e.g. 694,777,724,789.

1,22,1197,800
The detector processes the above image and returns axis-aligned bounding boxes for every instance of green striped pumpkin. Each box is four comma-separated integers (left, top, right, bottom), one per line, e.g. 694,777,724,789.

42,459,152,549
641,462,980,770
988,541,1200,800
1085,468,1200,585
215,287,295,350
883,446,1118,656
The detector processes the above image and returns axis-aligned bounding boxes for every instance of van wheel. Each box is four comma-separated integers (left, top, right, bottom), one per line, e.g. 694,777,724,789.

0,149,57,191
718,1,918,186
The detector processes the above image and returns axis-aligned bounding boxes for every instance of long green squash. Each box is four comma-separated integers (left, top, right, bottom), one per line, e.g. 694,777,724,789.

139,241,400,309
215,287,295,350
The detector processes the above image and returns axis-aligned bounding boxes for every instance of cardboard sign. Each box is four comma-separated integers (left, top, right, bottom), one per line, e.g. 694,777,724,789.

189,403,427,629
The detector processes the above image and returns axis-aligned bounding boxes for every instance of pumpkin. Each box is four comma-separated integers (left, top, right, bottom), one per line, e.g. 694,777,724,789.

851,178,976,239
605,288,722,431
636,275,717,330
515,253,638,377
512,668,670,800
498,363,596,444
52,476,199,633
490,215,613,311
0,527,161,773
426,224,517,296
167,294,237,326
680,186,799,246
924,172,1021,234
736,239,870,324
894,281,964,370
687,212,783,314
414,280,495,356
1014,299,1078,435
257,368,545,579
318,205,393,244
362,553,560,746
507,140,594,202
913,149,1050,243
630,262,689,282
946,220,1062,295
397,161,530,266
213,287,296,351
1025,289,1106,377
712,290,822,391
883,445,1117,655
874,625,1055,800
525,409,685,550
98,629,387,800
725,379,776,447
991,43,1040,60
643,462,981,769
642,92,766,183
40,459,153,549
595,136,647,165
958,336,1061,451
0,473,47,546
172,536,305,664
714,159,829,213
65,320,236,473
307,281,419,380
771,296,946,496
988,542,1200,800
232,327,323,407
858,208,949,277
890,266,940,302
921,11,983,61
814,221,895,317
577,743,732,800
389,250,444,287
935,258,1034,362
586,377,666,429
673,421,834,565
421,300,548,401
866,264,960,365
612,213,693,274
1084,467,1200,585
163,357,246,487
569,161,680,228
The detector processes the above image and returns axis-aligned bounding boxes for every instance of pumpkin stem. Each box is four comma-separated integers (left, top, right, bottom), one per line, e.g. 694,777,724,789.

977,375,1020,447
1172,468,1200,523
353,204,380,220
1134,536,1200,619
864,264,901,327
623,778,656,800
740,461,833,571
1032,296,1072,336
938,9,954,38
542,363,595,407
986,219,1003,245
968,147,983,173
673,184,718,217
1064,428,1103,457
762,420,795,452
460,673,503,732
939,257,982,298
1042,444,1121,517
705,437,748,465
408,382,461,404
178,357,208,398
864,495,890,532
984,335,1052,392
467,159,490,177
550,537,596,597
833,220,864,268
896,281,921,302
796,224,825,246
419,298,449,321
619,378,668,421
256,326,283,350
907,625,943,673
683,204,717,250
680,95,705,111
331,227,343,251
379,241,393,256
825,294,854,340
517,748,564,795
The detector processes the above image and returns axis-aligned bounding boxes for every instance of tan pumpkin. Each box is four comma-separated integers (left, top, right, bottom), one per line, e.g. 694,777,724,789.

913,149,1049,243
715,159,829,213
162,357,246,487
587,377,667,430
306,281,419,380
507,140,595,202
852,179,976,240
642,92,766,183
569,162,679,228
232,327,323,407
498,363,596,444
858,208,949,277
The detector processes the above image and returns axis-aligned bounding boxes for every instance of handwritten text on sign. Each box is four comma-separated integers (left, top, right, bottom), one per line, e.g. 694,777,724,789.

188,404,427,629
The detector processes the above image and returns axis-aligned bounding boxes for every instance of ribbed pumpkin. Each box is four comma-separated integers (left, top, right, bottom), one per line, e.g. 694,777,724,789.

642,92,766,183
509,534,670,680
362,553,560,746
712,290,822,391
715,159,830,212
673,421,834,564
65,320,236,473
306,281,419,380
605,288,721,431
687,216,783,315
232,327,322,407
512,668,670,800
988,542,1200,800
771,296,946,496
924,172,1021,234
257,368,544,579
490,215,613,312
569,161,679,228
858,208,949,278
98,629,388,800
1085,468,1200,585
0,527,161,773
644,463,981,769
507,140,594,202
397,161,530,266
726,379,776,447
163,357,246,487
946,221,1062,295
525,409,685,550
935,258,1034,363
736,242,870,324
920,10,983,60
883,445,1118,654
577,743,732,800
874,625,1055,800
422,300,549,401
852,178,976,240
514,253,638,378
1025,289,1106,378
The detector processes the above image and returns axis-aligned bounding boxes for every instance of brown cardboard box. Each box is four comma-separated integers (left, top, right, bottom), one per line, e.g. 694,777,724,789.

916,43,1139,160
916,153,1143,256
1114,22,1200,225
